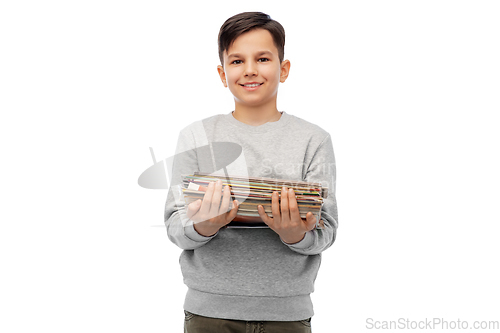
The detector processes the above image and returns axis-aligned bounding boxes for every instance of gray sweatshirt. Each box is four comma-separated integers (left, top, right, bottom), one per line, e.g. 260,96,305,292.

164,111,338,321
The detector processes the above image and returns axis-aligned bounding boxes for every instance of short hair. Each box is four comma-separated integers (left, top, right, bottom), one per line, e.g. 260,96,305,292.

218,12,285,66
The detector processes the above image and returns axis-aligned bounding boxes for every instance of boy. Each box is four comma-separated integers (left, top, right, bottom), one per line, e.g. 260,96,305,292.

164,12,338,333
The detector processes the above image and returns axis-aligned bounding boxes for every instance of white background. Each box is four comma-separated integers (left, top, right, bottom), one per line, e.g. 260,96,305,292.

1,0,499,332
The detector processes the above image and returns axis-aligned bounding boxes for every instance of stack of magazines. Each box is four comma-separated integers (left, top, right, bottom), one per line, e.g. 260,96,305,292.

181,172,327,228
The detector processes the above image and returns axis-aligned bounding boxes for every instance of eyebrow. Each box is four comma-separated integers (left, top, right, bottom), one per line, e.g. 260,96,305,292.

227,51,273,59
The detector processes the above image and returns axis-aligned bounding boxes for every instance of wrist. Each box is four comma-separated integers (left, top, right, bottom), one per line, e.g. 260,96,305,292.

193,222,221,237
281,232,306,245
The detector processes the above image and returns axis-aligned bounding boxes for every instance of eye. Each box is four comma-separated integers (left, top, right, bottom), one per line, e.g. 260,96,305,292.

231,60,242,65
258,58,269,62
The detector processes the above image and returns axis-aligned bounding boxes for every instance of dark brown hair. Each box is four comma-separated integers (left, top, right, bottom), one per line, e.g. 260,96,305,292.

218,12,285,66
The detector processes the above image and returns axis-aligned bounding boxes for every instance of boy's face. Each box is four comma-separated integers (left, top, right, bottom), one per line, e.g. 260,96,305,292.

217,28,290,110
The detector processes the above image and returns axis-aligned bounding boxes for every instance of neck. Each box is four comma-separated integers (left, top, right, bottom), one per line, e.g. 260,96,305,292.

232,100,282,126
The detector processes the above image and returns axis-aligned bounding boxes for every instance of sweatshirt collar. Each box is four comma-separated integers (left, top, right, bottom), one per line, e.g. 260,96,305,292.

223,110,290,133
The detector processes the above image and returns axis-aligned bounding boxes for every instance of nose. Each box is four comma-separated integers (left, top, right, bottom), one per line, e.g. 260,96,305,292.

244,61,257,77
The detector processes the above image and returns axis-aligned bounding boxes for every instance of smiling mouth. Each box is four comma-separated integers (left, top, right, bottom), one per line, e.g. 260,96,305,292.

240,83,263,87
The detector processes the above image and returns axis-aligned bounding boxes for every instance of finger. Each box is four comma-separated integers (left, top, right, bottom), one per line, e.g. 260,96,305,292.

280,187,290,222
209,180,224,218
219,185,231,214
288,188,300,220
257,204,273,227
305,212,317,231
199,181,215,216
186,199,202,219
271,191,281,226
225,200,239,223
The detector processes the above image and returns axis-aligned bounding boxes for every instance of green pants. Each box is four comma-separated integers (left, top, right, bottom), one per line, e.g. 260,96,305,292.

184,311,312,333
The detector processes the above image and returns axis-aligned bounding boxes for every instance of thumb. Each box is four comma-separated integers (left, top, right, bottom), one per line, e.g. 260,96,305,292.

226,200,239,222
186,199,202,219
257,205,273,227
305,212,317,231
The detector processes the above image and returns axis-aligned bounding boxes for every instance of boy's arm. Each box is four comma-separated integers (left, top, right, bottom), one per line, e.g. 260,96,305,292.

284,134,338,255
164,128,218,250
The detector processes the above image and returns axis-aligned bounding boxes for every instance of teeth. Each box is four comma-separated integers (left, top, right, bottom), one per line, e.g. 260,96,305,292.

244,83,261,87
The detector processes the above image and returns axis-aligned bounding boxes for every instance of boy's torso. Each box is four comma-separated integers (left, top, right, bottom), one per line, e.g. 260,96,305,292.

175,111,332,321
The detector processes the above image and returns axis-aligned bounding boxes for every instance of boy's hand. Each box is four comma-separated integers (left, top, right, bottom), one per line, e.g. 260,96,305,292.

257,187,317,244
186,180,239,237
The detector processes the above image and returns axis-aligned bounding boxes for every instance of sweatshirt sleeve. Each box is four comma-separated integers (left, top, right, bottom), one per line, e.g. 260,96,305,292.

164,128,218,250
283,134,338,255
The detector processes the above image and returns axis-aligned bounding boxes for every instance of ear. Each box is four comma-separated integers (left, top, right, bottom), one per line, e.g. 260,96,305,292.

279,59,291,83
217,65,227,87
